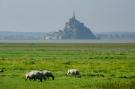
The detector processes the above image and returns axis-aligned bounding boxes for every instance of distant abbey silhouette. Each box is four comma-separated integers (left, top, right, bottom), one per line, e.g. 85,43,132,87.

60,12,96,39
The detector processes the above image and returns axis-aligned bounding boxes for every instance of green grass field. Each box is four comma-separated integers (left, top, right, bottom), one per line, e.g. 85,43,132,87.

0,43,135,89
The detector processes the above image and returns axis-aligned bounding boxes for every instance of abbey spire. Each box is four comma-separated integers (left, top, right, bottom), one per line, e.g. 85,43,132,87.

73,11,76,19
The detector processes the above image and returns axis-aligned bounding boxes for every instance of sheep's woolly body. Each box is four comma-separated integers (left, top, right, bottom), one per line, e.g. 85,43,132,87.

67,69,81,78
42,70,55,80
25,70,43,82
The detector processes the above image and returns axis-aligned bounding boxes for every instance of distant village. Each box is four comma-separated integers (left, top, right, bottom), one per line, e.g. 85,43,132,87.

0,13,135,40
0,31,135,40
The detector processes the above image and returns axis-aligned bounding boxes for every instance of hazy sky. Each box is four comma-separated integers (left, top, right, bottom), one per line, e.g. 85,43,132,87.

0,0,135,32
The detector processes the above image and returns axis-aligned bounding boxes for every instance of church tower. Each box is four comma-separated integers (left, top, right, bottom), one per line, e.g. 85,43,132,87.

73,11,76,19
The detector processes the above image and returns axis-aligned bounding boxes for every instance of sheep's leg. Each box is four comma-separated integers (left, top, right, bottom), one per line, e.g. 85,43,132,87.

51,75,54,80
39,78,42,82
43,76,46,80
25,78,27,81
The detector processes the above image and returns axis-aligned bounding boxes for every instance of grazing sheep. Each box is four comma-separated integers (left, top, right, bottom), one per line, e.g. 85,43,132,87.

67,69,81,78
42,70,55,80
25,70,43,82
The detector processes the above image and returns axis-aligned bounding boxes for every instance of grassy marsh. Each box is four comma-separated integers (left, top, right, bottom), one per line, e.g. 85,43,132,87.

0,43,135,89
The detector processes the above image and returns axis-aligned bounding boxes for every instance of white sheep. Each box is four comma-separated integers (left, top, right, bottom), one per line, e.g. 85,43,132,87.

25,70,43,82
67,69,81,78
42,70,55,80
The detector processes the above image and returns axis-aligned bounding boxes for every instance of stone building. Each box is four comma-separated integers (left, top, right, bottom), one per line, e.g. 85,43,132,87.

60,12,96,39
